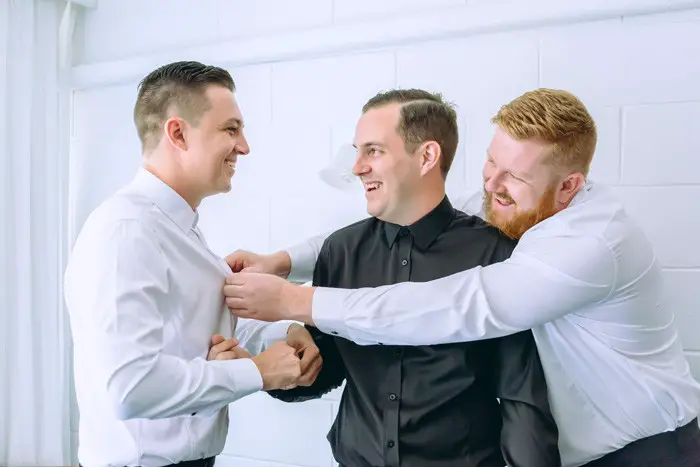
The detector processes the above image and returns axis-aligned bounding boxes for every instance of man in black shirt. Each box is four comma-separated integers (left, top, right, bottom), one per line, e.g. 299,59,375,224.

268,89,560,467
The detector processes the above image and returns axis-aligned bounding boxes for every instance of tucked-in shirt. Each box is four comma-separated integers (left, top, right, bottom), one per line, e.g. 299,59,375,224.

275,197,560,467
64,168,291,467
286,182,700,467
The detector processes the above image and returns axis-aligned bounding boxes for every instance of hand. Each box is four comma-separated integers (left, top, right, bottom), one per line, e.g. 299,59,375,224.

223,272,315,324
251,341,301,390
225,249,291,277
207,334,252,361
286,323,322,386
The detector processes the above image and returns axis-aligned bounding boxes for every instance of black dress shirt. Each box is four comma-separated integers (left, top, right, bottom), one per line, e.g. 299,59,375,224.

269,196,560,467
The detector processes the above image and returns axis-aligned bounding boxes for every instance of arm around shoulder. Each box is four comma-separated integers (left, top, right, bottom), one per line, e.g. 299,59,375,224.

311,230,616,345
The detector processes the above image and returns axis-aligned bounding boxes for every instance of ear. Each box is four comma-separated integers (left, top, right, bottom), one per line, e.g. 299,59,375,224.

163,117,188,151
556,172,586,206
419,141,441,177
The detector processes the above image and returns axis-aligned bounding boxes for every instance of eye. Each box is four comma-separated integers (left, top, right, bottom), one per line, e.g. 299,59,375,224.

368,147,380,156
507,172,526,183
226,127,239,135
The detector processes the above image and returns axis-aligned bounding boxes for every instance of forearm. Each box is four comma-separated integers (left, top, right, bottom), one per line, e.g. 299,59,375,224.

107,352,262,420
307,238,614,345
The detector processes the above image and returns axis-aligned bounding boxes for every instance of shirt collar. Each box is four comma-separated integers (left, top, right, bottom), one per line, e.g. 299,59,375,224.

131,168,198,232
383,196,456,249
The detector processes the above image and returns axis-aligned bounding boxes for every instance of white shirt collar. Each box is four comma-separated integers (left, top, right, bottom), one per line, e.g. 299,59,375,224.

131,167,198,232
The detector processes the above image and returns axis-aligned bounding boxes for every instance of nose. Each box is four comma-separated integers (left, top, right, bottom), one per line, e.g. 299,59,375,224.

483,170,504,193
352,154,370,177
236,132,250,155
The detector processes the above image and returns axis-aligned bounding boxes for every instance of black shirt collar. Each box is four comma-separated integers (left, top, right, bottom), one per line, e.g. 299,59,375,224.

383,196,455,249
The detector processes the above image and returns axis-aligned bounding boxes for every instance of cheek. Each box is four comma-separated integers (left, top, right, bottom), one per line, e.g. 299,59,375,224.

482,162,493,181
510,185,538,210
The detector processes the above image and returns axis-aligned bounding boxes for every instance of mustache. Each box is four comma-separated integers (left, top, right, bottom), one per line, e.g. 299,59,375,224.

488,191,514,204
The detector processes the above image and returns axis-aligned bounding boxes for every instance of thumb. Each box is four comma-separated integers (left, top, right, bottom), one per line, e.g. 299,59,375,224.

211,334,226,346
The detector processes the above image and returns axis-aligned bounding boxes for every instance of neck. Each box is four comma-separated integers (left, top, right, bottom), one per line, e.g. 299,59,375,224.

142,154,202,210
392,181,446,226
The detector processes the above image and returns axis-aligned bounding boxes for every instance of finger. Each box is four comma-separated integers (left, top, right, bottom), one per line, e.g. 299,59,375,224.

228,308,257,320
299,347,317,374
225,296,251,309
211,338,240,355
225,273,250,286
210,334,226,347
230,259,244,273
215,350,239,360
299,357,323,386
225,252,244,270
223,284,246,298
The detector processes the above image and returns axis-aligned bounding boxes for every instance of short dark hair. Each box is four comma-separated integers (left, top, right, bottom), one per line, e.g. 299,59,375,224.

134,61,235,151
362,89,459,178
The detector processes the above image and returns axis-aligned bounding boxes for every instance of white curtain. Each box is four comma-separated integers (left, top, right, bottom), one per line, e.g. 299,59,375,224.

0,0,74,465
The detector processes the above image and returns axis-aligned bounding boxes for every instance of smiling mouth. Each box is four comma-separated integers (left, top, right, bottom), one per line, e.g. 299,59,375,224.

364,181,382,192
493,193,514,207
225,160,236,170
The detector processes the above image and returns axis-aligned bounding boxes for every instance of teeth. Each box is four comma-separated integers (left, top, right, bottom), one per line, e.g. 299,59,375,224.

365,182,381,190
226,161,235,169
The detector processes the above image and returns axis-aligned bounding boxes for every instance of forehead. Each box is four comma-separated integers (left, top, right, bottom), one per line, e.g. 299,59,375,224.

488,126,550,175
202,85,242,122
354,104,401,145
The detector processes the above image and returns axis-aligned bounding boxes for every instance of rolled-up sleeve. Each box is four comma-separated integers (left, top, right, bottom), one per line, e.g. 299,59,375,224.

312,232,615,345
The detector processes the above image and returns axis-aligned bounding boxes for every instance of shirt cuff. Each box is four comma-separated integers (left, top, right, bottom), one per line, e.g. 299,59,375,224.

311,287,351,339
286,241,317,284
224,357,264,395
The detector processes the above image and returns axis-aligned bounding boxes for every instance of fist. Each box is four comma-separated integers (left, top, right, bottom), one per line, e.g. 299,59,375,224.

251,341,301,391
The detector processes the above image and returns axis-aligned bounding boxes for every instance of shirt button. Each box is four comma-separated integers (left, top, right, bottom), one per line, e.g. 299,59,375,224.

388,393,397,401
386,440,395,448
399,227,408,237
401,259,408,266
393,349,402,356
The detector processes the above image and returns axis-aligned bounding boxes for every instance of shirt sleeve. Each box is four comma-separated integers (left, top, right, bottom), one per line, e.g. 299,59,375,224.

235,318,295,356
452,188,485,217
268,239,346,402
491,331,561,467
312,231,616,345
65,220,263,421
286,233,329,284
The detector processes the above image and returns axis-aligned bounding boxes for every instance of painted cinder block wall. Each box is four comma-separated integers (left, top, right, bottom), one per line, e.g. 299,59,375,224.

69,1,700,465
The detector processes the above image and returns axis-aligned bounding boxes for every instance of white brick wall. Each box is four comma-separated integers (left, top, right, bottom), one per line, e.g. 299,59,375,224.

70,1,700,465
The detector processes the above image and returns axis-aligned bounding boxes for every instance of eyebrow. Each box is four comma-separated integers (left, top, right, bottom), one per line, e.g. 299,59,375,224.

486,150,533,182
354,142,384,149
220,118,243,128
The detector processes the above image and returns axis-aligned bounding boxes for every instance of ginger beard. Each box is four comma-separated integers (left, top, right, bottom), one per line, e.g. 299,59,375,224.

483,183,559,240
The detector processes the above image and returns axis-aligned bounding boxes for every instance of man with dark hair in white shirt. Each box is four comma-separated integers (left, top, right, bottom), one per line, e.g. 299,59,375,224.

64,61,321,467
222,88,700,467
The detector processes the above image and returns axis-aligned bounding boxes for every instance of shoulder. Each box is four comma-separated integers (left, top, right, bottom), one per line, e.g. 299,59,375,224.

450,209,518,261
72,187,162,252
321,216,378,252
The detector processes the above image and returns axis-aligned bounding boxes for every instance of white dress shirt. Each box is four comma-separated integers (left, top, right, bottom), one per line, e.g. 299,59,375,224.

64,168,291,467
286,182,700,466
